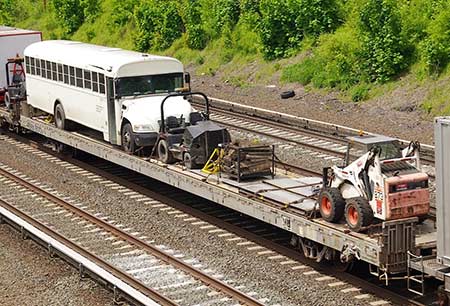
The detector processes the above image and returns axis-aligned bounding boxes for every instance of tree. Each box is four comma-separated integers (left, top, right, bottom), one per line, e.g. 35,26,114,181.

359,0,406,82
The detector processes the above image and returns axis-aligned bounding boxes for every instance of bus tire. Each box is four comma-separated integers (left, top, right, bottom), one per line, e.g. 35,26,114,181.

54,103,70,130
121,123,136,154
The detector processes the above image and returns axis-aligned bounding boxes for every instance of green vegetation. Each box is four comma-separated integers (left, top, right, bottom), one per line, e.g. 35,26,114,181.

2,0,450,113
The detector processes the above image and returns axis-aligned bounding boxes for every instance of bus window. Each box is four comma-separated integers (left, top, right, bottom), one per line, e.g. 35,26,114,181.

51,62,57,81
30,58,36,75
63,65,69,84
99,73,105,94
36,59,41,76
76,68,83,88
46,61,51,79
69,66,75,86
41,60,46,78
57,64,63,82
25,57,30,74
84,70,91,89
92,72,98,92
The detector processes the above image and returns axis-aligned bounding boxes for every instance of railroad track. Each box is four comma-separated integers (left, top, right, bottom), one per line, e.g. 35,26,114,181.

192,98,436,167
0,162,265,306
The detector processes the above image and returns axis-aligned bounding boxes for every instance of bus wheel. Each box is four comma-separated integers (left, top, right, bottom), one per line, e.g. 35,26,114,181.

121,123,135,154
55,104,69,130
157,139,175,164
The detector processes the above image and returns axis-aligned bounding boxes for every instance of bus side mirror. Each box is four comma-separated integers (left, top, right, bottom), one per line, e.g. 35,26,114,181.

184,72,191,85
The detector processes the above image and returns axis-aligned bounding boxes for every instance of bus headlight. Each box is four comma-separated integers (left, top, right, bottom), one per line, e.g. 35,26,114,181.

133,124,153,132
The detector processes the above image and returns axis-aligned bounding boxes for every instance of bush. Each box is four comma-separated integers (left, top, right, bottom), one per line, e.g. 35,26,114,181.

212,0,240,35
184,0,208,49
359,0,406,83
294,0,341,37
259,0,341,60
51,0,99,34
282,25,360,89
0,0,16,25
111,0,138,26
418,4,450,75
259,0,299,60
133,0,183,51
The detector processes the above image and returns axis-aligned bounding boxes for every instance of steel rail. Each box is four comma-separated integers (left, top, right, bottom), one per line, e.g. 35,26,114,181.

192,98,436,166
0,198,175,306
0,166,265,306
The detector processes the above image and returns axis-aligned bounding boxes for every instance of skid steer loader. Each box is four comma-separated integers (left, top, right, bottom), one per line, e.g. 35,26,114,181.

319,135,429,232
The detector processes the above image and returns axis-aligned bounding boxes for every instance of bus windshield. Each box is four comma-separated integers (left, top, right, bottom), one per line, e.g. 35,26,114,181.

116,73,183,97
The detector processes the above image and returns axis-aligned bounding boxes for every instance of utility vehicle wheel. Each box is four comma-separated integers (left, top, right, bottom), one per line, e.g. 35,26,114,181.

158,139,175,164
121,123,136,154
183,152,198,169
345,197,373,232
4,92,10,109
318,187,345,222
54,104,71,130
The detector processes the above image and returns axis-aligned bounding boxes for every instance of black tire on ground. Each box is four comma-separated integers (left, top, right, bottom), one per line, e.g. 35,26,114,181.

318,187,346,223
157,139,175,164
54,103,71,130
344,197,374,232
121,123,136,154
280,90,295,99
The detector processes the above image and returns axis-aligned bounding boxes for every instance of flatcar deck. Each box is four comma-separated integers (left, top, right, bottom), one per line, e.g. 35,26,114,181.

0,107,437,273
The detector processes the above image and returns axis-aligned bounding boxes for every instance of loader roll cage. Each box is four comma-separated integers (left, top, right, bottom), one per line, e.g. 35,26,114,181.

160,91,210,133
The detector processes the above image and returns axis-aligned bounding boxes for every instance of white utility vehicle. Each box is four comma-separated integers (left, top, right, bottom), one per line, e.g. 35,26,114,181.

319,135,429,232
24,40,194,153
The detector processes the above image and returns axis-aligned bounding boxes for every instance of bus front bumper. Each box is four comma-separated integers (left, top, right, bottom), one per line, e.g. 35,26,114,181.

134,132,158,147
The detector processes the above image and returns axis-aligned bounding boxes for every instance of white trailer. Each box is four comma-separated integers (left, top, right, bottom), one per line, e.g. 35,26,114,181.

0,26,42,89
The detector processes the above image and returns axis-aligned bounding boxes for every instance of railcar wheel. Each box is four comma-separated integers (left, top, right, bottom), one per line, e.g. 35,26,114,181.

157,139,175,164
54,104,70,130
318,187,345,222
345,197,373,232
121,123,136,154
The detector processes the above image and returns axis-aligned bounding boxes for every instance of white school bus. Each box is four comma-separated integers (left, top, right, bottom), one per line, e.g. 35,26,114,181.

24,40,193,152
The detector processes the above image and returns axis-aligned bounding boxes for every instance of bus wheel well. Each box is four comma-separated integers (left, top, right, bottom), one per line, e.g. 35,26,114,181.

121,119,131,132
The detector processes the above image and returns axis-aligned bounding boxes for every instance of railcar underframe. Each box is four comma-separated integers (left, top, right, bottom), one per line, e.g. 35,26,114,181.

0,105,437,279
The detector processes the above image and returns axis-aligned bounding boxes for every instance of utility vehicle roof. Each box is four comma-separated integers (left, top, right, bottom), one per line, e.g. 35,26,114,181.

346,134,398,145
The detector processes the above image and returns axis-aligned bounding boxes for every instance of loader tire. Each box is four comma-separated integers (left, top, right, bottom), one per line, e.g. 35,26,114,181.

318,187,345,223
345,197,373,232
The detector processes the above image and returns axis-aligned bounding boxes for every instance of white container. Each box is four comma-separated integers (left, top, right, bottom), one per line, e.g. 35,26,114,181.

0,26,42,88
435,116,450,266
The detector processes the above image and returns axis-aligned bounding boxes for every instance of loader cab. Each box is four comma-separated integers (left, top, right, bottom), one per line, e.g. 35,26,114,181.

344,135,402,166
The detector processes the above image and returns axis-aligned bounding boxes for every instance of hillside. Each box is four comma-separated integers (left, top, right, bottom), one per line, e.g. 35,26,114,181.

1,0,450,142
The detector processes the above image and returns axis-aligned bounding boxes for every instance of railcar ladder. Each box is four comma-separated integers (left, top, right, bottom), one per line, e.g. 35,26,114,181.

407,251,425,296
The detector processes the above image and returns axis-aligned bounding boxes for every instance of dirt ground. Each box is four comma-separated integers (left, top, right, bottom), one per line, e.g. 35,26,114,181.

192,73,435,145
